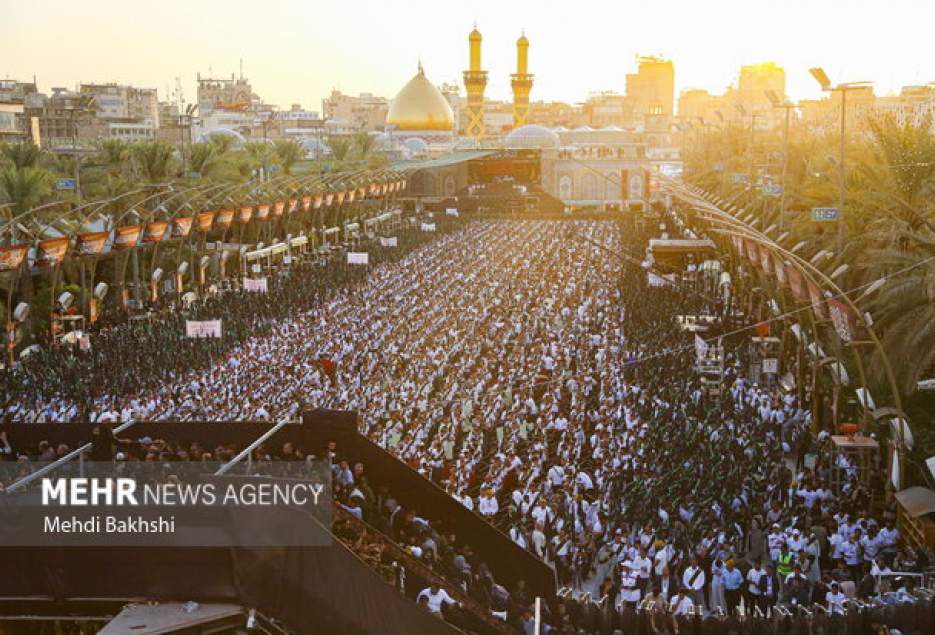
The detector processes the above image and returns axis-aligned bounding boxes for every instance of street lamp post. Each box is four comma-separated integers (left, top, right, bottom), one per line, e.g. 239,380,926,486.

809,68,873,256
765,90,794,232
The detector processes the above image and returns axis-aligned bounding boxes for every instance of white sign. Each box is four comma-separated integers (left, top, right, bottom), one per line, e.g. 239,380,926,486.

243,277,268,293
647,272,675,287
347,252,370,265
445,208,459,217
694,335,708,360
421,222,436,232
185,319,222,338
762,358,779,374
380,236,398,247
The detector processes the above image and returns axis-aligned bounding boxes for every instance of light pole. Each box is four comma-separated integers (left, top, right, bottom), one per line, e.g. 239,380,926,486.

65,95,95,203
765,89,794,232
809,68,872,256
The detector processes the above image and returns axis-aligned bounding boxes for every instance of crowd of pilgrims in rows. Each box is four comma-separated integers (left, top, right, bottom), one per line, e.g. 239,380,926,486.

3,216,927,633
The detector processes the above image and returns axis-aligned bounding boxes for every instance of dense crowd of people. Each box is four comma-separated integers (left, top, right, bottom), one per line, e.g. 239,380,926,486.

2,213,931,634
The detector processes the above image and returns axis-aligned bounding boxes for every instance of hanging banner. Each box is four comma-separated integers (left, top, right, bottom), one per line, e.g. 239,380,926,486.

302,195,312,212
239,206,254,223
113,225,141,250
759,246,771,274
807,280,828,319
786,264,806,301
773,256,787,287
347,252,369,265
828,299,857,342
325,192,335,207
0,244,29,271
142,220,169,243
380,236,398,247
38,237,70,265
273,201,286,216
335,191,346,206
185,319,222,338
745,240,759,265
76,231,109,255
288,198,299,214
314,194,323,209
215,209,235,230
196,211,216,232
420,222,436,232
243,277,268,293
174,216,193,237
446,208,460,217
346,190,356,204
255,204,270,221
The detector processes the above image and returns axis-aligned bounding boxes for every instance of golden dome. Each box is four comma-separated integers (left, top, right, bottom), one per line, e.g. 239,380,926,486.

386,66,454,131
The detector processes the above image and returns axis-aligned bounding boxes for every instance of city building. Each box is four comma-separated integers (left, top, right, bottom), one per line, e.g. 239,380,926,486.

322,89,389,132
196,73,257,118
79,83,160,128
0,80,36,142
626,56,675,121
581,93,629,128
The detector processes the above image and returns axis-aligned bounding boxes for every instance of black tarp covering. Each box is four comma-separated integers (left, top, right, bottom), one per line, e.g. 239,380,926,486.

1,411,554,598
300,410,557,599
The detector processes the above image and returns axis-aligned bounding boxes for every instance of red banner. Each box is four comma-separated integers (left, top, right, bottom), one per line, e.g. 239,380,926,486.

828,299,858,342
215,209,235,229
196,211,216,232
369,182,379,196
786,263,806,301
807,279,828,319
336,191,346,206
174,216,193,237
346,190,356,204
38,237,69,264
357,186,367,198
143,220,169,243
76,231,109,255
0,244,29,271
302,195,312,212
113,225,141,250
239,206,254,223
254,204,270,221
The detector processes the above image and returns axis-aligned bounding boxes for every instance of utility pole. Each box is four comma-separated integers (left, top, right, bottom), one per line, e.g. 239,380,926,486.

809,68,871,257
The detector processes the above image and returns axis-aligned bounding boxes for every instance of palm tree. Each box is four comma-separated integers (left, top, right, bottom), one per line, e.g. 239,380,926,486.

189,142,218,178
130,141,176,182
244,141,275,175
0,165,54,216
354,130,377,159
208,133,238,155
98,139,130,175
864,231,935,396
327,135,353,163
273,139,305,175
0,142,43,169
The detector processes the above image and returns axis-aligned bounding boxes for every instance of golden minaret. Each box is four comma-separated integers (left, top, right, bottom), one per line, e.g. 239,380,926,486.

462,24,488,138
511,31,534,128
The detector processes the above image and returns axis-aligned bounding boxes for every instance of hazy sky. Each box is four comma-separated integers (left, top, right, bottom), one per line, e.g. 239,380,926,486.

2,0,933,112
